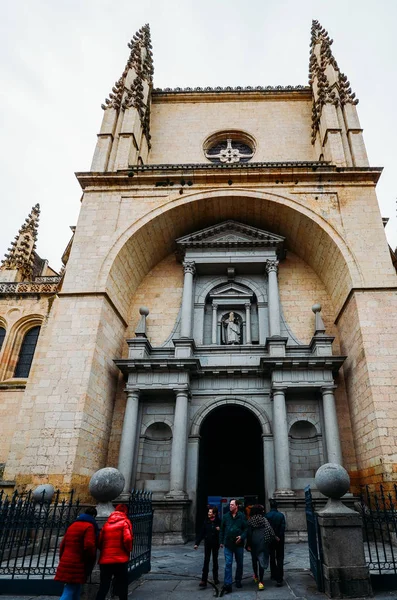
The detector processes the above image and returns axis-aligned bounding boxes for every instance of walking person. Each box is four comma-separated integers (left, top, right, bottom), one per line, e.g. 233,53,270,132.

194,505,221,587
246,504,277,591
265,499,286,587
96,504,133,600
55,506,98,600
220,499,247,594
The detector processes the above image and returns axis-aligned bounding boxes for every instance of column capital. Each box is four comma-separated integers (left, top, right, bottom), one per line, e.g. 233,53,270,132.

182,260,196,275
321,385,337,393
173,387,190,399
265,259,279,274
244,301,251,309
212,302,218,309
126,388,140,398
271,386,287,396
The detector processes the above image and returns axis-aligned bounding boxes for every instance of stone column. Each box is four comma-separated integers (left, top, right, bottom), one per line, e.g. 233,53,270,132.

263,434,276,505
272,388,292,493
212,302,218,344
266,260,281,337
245,302,252,344
168,389,189,497
180,261,196,338
118,389,140,492
322,386,343,465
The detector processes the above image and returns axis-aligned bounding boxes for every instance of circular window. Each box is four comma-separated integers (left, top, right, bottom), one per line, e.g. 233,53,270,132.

204,131,255,164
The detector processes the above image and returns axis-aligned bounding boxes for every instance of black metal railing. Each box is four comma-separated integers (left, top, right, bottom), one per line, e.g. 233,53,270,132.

304,485,324,592
0,488,80,594
0,488,153,594
359,484,397,576
127,490,153,583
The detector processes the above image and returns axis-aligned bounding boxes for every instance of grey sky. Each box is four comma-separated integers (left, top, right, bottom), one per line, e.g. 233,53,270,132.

1,0,396,271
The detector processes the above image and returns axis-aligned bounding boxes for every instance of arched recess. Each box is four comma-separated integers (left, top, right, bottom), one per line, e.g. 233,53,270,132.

289,420,324,488
190,397,272,437
0,315,44,380
97,189,363,323
0,316,7,354
136,421,172,495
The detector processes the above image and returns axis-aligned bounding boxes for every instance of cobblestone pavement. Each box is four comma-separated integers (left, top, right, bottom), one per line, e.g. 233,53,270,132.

1,543,397,599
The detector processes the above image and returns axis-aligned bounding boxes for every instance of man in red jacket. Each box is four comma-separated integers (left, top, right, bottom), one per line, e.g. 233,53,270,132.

96,504,133,600
55,506,98,600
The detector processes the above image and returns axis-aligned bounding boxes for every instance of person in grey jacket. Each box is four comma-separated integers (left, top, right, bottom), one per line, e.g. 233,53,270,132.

246,504,277,591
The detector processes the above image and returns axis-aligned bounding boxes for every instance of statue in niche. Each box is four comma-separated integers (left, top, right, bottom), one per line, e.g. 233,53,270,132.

223,312,241,345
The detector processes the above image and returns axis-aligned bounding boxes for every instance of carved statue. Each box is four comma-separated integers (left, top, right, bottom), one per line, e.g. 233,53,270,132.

224,312,240,344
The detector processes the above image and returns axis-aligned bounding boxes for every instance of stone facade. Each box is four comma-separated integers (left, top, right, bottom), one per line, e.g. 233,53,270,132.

0,21,396,542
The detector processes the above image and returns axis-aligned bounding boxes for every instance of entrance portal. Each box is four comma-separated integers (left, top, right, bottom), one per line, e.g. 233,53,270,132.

196,404,264,527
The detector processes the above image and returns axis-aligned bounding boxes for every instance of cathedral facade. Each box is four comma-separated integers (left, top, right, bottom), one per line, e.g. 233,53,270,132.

1,21,396,542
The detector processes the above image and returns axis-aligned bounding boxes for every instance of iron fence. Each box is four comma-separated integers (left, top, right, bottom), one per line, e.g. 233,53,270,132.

359,484,397,577
304,485,324,592
127,490,153,583
0,488,153,595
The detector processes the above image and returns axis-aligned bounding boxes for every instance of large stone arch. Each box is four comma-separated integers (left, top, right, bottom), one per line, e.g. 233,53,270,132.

96,189,363,322
190,397,272,437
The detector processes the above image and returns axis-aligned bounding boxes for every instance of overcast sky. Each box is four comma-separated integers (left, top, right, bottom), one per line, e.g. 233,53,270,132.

1,0,396,272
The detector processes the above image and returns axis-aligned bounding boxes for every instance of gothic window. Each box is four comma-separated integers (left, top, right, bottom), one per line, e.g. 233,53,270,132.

0,327,5,352
14,326,41,378
204,131,255,164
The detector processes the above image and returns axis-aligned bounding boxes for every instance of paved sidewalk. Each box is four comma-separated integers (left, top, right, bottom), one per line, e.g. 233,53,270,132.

1,543,396,599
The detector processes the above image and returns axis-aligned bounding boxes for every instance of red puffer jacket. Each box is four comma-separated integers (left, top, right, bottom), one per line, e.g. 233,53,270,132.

55,520,97,583
98,510,133,564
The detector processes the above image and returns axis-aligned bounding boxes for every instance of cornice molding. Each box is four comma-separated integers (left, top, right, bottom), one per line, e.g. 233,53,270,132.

75,164,382,190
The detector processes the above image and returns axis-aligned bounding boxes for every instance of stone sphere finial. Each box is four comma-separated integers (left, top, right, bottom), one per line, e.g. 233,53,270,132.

315,463,350,499
312,303,322,314
139,306,149,316
315,463,353,514
32,484,55,504
89,467,125,503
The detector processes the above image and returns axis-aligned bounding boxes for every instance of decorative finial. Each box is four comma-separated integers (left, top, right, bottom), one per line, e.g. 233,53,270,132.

102,24,153,147
0,204,40,281
312,303,326,335
309,20,358,145
135,306,149,338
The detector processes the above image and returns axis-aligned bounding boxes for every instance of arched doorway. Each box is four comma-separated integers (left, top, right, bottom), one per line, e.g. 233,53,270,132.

196,404,264,528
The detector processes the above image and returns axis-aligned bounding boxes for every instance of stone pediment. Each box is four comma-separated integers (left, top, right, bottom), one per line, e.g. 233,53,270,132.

176,220,285,250
210,282,253,297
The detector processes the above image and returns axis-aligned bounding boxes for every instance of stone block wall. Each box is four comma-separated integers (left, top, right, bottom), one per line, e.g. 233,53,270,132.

338,290,397,489
149,95,315,164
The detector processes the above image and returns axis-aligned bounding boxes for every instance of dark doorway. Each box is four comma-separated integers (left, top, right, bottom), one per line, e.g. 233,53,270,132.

196,404,265,529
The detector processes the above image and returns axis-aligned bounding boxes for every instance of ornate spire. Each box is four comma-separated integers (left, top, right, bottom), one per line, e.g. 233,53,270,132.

1,204,40,280
101,24,153,147
309,20,358,144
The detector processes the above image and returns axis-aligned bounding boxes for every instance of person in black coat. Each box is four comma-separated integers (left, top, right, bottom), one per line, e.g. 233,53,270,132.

194,506,221,587
265,499,286,587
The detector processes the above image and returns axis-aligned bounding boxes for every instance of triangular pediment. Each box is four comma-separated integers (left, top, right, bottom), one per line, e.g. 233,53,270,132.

176,220,285,249
210,282,253,297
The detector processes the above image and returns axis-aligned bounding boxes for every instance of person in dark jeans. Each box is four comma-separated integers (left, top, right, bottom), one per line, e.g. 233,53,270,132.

220,499,247,593
265,499,286,587
194,506,221,587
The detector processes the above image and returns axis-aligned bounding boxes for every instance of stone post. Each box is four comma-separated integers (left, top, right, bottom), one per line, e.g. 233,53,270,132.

212,302,218,344
118,389,140,492
245,302,252,344
272,388,293,494
180,261,196,338
315,463,372,598
321,386,343,465
266,260,281,337
168,389,189,498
